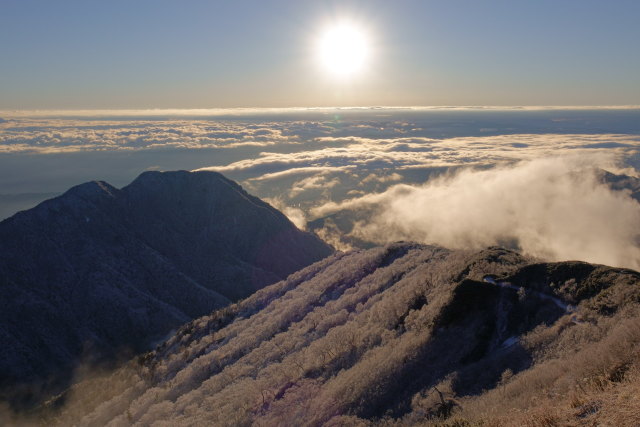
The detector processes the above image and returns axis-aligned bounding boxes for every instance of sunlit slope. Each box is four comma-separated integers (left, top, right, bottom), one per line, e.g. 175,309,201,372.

54,243,640,426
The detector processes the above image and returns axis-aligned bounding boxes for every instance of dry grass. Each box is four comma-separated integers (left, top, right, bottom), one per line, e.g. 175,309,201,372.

417,312,640,427
469,364,640,426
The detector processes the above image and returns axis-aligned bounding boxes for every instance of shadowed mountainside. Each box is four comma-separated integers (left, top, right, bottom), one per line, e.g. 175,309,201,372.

36,243,640,426
0,170,332,407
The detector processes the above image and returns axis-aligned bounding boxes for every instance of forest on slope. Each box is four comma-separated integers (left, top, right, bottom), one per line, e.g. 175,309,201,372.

13,243,639,426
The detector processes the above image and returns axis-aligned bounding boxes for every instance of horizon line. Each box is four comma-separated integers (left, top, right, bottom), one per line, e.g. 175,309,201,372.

2,105,640,118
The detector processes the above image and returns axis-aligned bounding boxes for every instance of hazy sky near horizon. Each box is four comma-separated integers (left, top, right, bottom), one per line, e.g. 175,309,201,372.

1,0,639,109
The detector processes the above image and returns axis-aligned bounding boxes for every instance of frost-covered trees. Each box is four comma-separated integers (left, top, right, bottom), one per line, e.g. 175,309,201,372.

41,244,640,426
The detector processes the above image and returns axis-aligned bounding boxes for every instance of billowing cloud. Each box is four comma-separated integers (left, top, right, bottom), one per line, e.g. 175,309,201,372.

311,155,640,269
195,133,640,210
263,197,307,229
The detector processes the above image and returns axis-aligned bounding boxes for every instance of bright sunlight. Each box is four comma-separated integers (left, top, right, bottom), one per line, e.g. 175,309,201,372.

317,22,370,78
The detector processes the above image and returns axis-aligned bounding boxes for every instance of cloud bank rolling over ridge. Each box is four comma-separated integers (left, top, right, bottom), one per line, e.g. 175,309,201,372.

311,156,640,269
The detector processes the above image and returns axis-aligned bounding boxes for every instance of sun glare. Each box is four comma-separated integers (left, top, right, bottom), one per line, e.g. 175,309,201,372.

317,22,370,78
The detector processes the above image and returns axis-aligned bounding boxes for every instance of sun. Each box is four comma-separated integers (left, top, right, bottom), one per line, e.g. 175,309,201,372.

317,22,370,77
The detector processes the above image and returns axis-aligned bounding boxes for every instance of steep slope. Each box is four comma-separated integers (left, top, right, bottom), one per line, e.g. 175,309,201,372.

121,171,333,300
0,170,332,406
39,243,640,426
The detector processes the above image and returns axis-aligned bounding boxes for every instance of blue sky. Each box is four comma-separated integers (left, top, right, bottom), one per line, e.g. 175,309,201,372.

1,0,639,109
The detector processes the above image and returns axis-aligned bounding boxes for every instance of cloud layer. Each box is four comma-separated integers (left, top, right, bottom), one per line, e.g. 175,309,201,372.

205,133,640,176
3,107,640,155
0,119,295,153
3,108,640,269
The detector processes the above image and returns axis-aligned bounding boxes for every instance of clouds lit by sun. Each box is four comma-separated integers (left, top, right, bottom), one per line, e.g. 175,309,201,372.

316,21,371,78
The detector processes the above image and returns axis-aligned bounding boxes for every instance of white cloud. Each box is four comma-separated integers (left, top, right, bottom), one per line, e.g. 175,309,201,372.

312,155,640,269
4,110,640,270
289,175,341,198
199,134,640,178
263,197,307,229
245,166,348,182
0,119,298,153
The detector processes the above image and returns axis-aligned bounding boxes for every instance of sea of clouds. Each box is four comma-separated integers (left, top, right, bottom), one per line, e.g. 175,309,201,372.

2,107,640,267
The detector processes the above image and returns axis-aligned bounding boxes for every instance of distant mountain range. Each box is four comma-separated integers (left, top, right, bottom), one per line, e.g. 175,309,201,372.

40,243,640,426
0,170,332,406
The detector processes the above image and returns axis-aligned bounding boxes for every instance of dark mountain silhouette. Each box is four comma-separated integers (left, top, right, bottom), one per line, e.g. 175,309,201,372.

0,170,332,406
38,243,640,426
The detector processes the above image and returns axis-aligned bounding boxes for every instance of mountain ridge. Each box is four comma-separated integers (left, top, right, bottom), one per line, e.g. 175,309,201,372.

0,170,332,407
